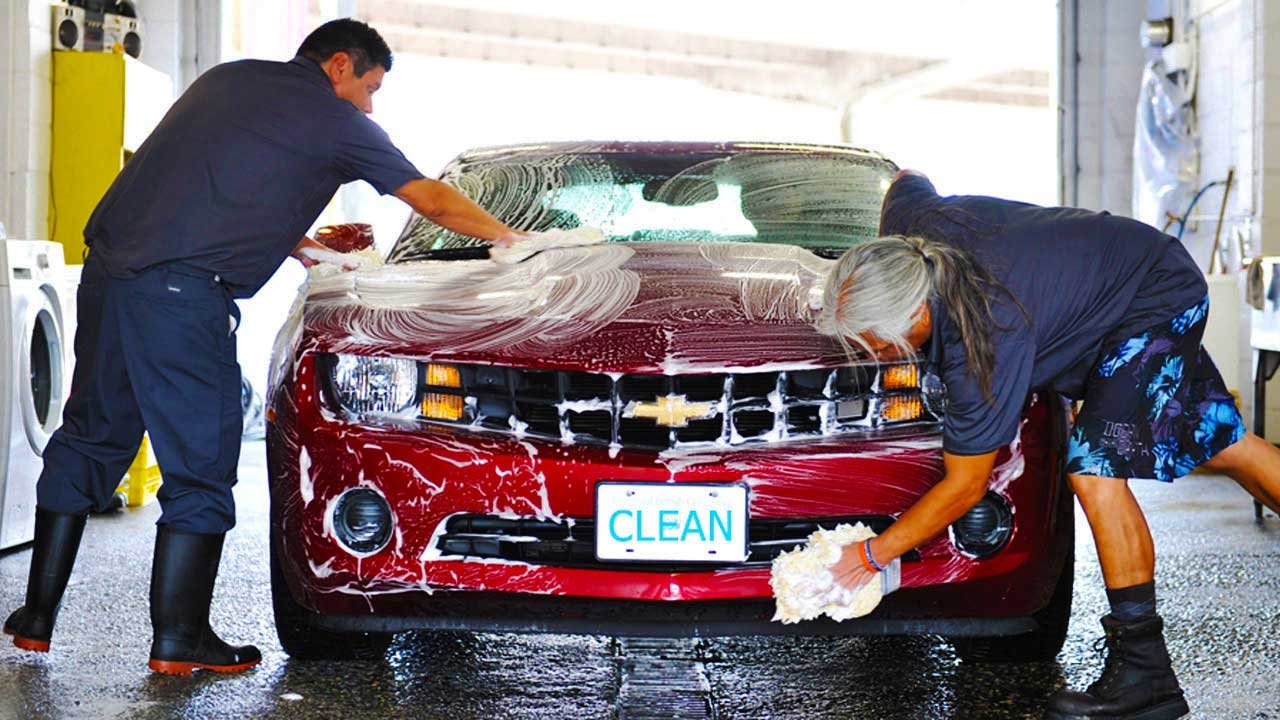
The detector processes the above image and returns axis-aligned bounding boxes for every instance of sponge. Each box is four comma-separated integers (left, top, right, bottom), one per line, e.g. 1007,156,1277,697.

770,522,900,624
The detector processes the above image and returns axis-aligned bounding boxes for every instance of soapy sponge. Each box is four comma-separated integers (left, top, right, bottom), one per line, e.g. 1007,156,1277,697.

770,522,896,624
490,227,607,264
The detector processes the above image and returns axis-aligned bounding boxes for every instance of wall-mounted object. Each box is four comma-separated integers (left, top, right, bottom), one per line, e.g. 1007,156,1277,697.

1143,17,1174,47
104,12,143,59
53,4,86,51
52,2,143,59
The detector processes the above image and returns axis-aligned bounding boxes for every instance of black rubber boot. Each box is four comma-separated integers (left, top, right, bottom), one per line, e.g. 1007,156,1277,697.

1046,614,1189,720
148,527,261,676
2,508,88,652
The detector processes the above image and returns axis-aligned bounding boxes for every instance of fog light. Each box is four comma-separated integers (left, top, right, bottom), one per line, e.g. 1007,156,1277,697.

333,489,393,554
950,492,1013,558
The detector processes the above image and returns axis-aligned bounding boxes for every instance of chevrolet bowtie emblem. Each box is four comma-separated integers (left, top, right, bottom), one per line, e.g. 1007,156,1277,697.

628,395,715,428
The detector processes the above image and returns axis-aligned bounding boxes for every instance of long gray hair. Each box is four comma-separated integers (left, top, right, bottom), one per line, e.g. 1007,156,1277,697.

819,234,1013,400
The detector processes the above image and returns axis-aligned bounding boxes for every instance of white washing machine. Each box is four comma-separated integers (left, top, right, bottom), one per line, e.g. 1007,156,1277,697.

0,241,69,551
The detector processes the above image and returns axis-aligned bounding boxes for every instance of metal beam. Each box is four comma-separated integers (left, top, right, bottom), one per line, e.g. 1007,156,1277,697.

359,0,938,106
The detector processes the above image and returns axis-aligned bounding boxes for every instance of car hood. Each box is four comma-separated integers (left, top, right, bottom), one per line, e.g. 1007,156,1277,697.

299,242,850,374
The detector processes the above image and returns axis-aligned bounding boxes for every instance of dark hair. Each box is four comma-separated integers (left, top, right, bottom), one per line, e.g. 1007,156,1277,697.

297,19,393,76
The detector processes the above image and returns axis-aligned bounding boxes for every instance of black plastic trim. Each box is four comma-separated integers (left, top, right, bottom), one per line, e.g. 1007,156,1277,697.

308,594,1039,638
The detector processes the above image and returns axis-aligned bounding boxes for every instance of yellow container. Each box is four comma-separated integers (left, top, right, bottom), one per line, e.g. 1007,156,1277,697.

116,434,161,507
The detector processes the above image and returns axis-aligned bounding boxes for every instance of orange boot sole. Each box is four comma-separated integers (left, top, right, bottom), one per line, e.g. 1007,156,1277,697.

148,657,261,676
2,626,50,653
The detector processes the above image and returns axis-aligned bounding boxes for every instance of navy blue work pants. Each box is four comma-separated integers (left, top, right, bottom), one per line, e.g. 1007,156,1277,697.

36,252,243,533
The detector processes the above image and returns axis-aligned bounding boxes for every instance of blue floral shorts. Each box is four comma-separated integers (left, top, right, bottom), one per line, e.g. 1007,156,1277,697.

1067,295,1245,481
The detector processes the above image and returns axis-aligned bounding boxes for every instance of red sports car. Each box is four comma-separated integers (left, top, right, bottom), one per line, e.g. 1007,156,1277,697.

265,142,1074,662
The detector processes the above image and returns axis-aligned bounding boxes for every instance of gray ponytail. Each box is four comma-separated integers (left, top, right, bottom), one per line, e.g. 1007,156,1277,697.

819,235,1017,401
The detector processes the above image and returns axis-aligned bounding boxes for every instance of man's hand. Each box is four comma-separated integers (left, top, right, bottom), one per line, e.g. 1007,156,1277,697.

291,236,321,267
291,236,360,271
831,539,882,594
831,450,998,592
492,229,531,249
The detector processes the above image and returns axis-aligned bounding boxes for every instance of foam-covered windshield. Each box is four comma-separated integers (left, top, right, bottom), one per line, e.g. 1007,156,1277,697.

387,143,897,263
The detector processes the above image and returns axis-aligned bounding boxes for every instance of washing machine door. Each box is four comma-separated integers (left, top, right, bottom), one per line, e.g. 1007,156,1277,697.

19,290,66,455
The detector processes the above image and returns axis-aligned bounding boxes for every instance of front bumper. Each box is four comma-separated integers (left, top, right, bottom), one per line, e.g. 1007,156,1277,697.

305,593,1039,638
267,354,1072,627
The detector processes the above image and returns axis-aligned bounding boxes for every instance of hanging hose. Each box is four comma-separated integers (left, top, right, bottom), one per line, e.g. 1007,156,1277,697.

1173,178,1229,242
1208,169,1235,273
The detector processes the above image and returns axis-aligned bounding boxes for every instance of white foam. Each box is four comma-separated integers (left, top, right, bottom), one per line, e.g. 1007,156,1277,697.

770,522,887,624
490,227,606,264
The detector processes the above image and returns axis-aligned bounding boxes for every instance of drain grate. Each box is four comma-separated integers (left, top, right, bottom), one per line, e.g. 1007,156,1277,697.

617,638,716,720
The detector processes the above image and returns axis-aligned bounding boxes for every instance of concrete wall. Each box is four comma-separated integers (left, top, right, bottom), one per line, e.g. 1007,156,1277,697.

1060,0,1148,213
139,0,222,94
0,1,53,240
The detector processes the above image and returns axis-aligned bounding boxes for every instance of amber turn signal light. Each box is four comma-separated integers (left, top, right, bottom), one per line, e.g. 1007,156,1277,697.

880,395,924,422
426,363,462,388
881,364,920,390
422,393,465,421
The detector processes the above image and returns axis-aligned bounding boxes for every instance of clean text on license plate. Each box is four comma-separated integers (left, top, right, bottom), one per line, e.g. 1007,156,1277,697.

595,482,748,562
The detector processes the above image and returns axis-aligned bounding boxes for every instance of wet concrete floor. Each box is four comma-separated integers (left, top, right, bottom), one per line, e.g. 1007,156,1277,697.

1,440,1277,719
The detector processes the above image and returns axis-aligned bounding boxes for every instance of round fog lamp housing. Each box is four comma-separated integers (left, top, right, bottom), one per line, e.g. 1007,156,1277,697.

950,491,1013,558
333,488,393,554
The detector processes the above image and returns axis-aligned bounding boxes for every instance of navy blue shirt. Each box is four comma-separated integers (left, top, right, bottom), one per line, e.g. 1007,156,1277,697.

880,174,1206,455
85,56,423,297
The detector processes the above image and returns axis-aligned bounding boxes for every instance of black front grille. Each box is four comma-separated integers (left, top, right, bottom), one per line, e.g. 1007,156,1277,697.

434,514,921,570
321,356,941,452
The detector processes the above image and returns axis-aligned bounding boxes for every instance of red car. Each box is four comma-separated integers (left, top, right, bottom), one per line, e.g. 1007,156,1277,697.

265,142,1074,662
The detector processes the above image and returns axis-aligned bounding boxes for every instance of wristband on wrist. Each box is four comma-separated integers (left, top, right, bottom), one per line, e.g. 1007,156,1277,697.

860,538,880,571
858,539,884,573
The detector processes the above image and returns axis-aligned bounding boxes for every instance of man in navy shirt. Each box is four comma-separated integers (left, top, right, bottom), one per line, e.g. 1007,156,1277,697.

4,20,529,675
822,171,1280,720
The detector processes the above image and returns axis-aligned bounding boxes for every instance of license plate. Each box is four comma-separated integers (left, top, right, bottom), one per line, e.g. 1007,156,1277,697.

594,482,749,563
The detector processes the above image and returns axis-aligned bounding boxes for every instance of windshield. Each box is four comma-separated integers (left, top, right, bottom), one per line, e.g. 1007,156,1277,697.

387,146,897,263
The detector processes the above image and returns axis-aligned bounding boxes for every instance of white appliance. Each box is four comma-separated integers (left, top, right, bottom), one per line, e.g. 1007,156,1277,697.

0,241,70,551
1250,257,1280,353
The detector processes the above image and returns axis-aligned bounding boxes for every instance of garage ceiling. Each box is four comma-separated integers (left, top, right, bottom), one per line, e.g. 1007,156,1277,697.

347,0,1050,109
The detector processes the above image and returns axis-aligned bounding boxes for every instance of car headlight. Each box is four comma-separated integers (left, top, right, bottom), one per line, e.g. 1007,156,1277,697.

329,354,419,417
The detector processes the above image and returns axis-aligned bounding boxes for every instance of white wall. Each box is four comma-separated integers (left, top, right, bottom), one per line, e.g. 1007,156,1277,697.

1,1,53,240
136,1,222,97
1061,0,1148,213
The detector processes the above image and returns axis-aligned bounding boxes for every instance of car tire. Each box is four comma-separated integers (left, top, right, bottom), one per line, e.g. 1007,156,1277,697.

270,539,393,660
949,540,1074,664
